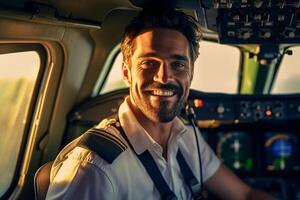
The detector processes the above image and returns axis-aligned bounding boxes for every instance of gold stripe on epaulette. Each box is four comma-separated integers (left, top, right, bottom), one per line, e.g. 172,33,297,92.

87,130,127,151
90,128,125,146
87,128,127,150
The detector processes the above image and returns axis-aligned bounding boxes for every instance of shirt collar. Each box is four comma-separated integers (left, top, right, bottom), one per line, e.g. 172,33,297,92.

118,97,187,155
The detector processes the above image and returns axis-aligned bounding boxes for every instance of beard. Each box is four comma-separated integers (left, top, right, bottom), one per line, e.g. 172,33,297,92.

131,82,186,122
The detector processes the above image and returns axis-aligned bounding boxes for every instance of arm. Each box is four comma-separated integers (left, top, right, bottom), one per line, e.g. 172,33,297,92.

46,159,115,200
204,164,276,200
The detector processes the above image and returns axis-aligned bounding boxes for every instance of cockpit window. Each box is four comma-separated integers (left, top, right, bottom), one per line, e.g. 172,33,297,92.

191,41,240,93
271,46,300,94
101,52,126,94
100,41,240,94
0,50,40,197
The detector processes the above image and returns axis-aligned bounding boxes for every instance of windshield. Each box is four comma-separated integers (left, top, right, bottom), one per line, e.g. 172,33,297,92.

271,46,300,94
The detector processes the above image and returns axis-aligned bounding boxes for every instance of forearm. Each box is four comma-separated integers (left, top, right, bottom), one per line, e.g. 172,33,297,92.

246,188,277,200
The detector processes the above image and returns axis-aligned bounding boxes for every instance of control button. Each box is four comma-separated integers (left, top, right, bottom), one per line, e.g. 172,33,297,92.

254,0,263,8
253,102,263,110
284,29,296,38
194,99,204,108
241,31,251,39
240,112,251,119
254,111,263,120
260,30,272,38
232,14,240,22
227,31,236,37
297,105,300,112
254,13,262,21
265,110,272,117
217,104,225,114
240,101,250,109
278,15,285,22
274,112,282,118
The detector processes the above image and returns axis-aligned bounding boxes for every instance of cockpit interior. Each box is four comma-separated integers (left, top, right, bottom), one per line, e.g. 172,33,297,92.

0,0,300,199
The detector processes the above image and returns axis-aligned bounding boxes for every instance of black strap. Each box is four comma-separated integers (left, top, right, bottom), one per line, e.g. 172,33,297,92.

139,151,177,200
177,150,202,200
78,128,127,164
113,121,177,200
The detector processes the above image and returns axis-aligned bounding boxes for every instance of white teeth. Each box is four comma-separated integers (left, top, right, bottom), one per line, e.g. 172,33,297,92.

151,90,174,96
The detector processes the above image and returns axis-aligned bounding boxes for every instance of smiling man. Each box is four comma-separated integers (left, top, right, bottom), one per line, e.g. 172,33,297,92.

46,9,276,200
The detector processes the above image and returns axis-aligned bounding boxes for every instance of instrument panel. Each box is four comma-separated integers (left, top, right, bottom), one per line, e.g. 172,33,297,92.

188,90,300,200
188,90,300,122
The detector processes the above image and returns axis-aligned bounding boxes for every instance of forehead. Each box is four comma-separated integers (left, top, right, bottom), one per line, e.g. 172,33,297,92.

132,28,190,59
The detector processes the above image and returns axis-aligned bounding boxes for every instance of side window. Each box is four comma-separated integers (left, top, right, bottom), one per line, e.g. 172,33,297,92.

99,41,240,94
272,46,300,93
101,53,126,94
0,46,43,197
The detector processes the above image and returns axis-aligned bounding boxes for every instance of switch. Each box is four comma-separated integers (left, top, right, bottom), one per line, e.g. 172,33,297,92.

278,15,285,22
254,0,263,8
217,104,225,114
260,30,272,38
284,29,296,38
254,13,262,21
240,30,251,39
227,31,235,37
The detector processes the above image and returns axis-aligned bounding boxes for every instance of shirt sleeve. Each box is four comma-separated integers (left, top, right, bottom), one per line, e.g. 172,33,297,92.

197,133,221,182
46,157,115,200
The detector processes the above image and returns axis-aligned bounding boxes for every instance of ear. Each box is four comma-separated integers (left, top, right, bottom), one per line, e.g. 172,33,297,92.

122,62,131,86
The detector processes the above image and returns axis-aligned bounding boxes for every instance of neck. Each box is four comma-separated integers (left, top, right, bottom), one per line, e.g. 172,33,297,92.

128,99,173,152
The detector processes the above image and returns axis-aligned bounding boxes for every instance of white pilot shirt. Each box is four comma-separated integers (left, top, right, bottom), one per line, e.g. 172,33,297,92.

46,97,221,200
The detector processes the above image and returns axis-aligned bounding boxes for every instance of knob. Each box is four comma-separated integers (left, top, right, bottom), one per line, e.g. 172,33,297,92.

241,31,251,39
284,30,295,38
217,105,225,114
260,30,271,38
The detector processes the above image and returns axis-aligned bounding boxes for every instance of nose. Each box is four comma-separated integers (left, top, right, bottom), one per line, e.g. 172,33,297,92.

153,63,172,84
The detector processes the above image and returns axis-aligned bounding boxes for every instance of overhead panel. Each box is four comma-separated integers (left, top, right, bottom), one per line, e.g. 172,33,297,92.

200,0,300,44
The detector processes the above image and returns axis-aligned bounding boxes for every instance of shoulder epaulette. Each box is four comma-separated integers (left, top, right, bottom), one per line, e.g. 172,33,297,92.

78,127,127,164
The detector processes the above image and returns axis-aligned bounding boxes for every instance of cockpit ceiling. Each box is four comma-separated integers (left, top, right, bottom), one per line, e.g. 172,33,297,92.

2,0,300,44
0,0,137,27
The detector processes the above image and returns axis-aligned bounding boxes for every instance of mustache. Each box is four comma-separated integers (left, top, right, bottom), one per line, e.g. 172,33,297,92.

143,82,183,94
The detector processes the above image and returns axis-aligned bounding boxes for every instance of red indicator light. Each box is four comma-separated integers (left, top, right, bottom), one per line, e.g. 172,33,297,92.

265,110,272,116
194,99,204,108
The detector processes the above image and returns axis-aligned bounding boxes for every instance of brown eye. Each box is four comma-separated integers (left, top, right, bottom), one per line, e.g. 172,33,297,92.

140,60,159,69
172,61,186,70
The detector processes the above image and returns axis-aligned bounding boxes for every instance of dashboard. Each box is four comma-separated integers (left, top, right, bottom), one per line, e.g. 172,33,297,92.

65,88,300,200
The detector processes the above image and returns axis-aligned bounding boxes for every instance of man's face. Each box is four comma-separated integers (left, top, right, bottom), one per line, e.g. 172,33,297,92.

122,28,193,122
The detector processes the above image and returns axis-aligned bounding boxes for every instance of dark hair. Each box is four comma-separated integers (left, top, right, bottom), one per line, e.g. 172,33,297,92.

120,8,202,64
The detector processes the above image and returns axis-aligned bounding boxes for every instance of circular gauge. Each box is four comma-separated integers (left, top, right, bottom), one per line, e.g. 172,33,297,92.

264,132,300,172
217,131,254,172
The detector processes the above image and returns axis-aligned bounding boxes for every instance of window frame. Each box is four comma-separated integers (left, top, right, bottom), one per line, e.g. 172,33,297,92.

0,43,46,199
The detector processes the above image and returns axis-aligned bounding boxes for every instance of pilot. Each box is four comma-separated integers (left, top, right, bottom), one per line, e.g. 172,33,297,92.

46,8,276,200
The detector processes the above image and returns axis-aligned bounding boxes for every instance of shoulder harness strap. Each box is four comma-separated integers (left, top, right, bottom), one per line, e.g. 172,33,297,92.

110,118,177,200
177,149,202,199
78,126,127,164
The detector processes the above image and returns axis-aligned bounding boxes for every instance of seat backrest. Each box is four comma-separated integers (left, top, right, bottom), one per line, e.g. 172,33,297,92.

34,161,53,200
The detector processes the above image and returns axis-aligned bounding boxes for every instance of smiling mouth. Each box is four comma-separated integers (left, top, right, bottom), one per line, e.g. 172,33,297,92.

149,89,175,97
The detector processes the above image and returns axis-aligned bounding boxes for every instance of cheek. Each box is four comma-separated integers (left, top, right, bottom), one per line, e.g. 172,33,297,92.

177,71,192,86
131,70,146,91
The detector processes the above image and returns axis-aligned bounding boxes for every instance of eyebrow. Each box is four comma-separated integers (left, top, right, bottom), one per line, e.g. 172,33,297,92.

138,52,189,62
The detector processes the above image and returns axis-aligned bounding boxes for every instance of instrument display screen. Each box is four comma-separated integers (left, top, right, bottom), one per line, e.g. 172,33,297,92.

216,131,254,173
264,132,300,173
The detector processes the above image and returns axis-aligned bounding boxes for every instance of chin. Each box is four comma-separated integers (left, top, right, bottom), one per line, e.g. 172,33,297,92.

147,111,177,123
